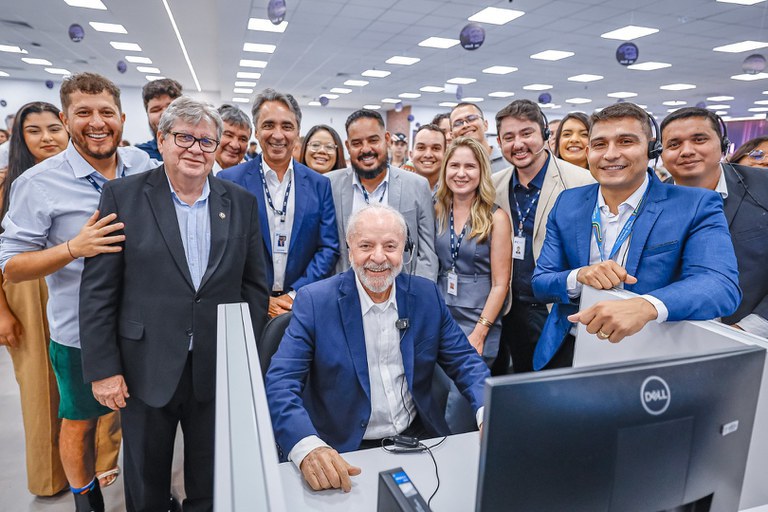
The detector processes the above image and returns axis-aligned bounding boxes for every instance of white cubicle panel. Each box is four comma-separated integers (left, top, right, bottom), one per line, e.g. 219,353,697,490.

573,287,768,510
214,303,286,512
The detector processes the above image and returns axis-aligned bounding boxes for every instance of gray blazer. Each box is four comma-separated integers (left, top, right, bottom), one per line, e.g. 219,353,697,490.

327,166,438,281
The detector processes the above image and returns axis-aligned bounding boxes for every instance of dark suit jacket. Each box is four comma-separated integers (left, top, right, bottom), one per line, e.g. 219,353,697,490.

722,163,768,326
79,166,270,407
265,270,490,456
218,155,339,291
532,171,741,370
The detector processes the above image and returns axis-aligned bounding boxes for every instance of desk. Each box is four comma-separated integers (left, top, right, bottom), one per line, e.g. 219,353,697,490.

279,432,479,512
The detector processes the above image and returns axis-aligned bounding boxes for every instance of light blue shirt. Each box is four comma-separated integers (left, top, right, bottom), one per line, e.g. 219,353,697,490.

167,175,211,291
0,142,156,348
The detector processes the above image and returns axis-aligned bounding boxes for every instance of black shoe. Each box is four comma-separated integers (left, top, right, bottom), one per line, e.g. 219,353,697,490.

169,495,182,512
73,480,104,512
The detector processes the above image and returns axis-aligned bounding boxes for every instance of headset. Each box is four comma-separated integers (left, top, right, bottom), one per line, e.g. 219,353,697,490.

647,112,663,160
713,112,732,155
538,105,551,141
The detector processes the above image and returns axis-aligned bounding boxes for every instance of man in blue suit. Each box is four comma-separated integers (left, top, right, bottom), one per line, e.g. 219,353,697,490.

532,102,741,371
219,89,339,317
266,203,489,492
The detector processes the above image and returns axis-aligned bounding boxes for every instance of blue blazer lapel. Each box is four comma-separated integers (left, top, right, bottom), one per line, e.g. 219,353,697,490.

289,165,309,251
246,155,272,256
575,186,598,267
338,271,371,400
395,275,414,391
624,173,664,278
199,177,230,291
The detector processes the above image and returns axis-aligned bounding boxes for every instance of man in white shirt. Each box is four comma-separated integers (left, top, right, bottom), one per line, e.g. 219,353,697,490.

265,203,489,492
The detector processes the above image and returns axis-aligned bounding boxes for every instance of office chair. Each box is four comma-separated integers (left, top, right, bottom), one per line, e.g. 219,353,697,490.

259,312,292,379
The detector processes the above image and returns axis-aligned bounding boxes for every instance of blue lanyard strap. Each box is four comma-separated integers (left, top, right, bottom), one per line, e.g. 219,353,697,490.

449,205,467,270
591,188,649,262
259,163,291,222
512,187,541,236
362,181,387,204
82,167,126,194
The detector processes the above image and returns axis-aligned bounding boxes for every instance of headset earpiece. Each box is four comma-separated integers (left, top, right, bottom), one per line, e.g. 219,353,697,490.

539,107,551,140
714,113,731,155
647,113,662,160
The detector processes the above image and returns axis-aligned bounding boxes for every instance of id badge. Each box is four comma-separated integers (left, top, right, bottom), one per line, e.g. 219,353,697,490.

447,271,458,296
513,236,526,260
273,230,289,254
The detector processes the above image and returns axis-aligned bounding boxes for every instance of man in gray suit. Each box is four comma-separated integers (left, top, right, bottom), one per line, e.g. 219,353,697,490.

327,109,438,281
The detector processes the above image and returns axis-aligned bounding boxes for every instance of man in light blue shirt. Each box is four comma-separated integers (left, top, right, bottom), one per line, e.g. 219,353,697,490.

0,72,155,512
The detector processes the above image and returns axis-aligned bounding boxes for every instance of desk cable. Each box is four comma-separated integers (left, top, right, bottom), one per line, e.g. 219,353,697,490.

380,436,448,507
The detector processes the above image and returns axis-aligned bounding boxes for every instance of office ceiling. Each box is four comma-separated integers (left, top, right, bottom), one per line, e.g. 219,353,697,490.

1,0,768,120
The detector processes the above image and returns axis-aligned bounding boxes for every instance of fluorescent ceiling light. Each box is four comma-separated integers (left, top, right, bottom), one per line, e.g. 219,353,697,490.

489,91,515,98
381,98,400,104
764,90,768,94
386,56,420,66
240,59,267,68
308,101,321,106
717,0,766,4
22,57,52,66
363,105,381,110
523,83,553,91
660,83,696,90
439,101,458,107
330,88,352,94
125,55,152,64
716,111,729,115
162,0,201,92
237,71,262,79
447,77,476,84
607,91,638,98
234,88,253,94
232,97,250,103
243,43,276,53
748,107,768,112
723,114,767,120
344,79,369,87
530,50,574,61
713,40,768,53
539,103,562,109
137,66,160,73
320,93,339,99
0,71,9,77
110,41,142,52
145,75,166,81
755,99,768,104
89,22,127,33
420,86,443,93
566,98,592,104
247,18,288,33
468,7,525,25
64,0,106,9
462,97,484,102
482,65,518,75
362,69,391,78
663,100,687,106
418,37,460,49
667,108,682,113
0,44,27,54
707,104,731,109
568,74,603,82
600,25,659,41
45,67,71,75
235,81,257,87
637,104,648,109
399,93,421,99
731,72,768,81
627,61,671,71
707,95,734,101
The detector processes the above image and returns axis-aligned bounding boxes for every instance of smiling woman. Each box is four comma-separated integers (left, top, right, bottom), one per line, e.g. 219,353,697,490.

554,112,590,170
299,124,346,174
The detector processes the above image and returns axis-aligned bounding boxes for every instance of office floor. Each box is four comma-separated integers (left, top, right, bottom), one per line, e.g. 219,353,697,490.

0,348,186,511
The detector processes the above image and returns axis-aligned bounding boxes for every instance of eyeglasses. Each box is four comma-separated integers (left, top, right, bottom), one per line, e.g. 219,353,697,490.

307,141,337,153
747,149,765,161
452,114,482,129
170,132,219,153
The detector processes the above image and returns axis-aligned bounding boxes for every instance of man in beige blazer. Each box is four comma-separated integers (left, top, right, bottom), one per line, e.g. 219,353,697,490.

492,100,594,373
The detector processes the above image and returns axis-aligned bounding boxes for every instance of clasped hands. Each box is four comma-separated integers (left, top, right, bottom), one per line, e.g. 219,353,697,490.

568,260,658,344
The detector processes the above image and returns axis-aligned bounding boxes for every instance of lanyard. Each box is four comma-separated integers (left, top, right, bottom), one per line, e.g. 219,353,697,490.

362,181,387,204
591,188,649,262
82,168,126,194
512,187,541,236
259,162,291,223
449,205,468,271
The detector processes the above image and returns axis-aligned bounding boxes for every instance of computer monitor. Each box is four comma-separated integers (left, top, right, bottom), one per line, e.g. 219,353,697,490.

476,346,765,512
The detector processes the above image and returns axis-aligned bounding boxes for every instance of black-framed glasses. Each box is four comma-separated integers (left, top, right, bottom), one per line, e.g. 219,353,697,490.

170,132,219,153
452,114,482,129
307,142,337,153
748,149,765,161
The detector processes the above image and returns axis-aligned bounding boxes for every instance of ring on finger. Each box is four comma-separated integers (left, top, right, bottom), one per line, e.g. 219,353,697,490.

597,330,611,340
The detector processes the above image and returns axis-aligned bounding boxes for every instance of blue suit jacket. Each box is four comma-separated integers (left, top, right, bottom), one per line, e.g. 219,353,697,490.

218,155,339,291
531,171,741,370
265,270,490,457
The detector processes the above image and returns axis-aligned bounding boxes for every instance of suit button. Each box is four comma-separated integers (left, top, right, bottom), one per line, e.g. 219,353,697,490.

186,329,193,336
360,421,367,428
195,298,201,303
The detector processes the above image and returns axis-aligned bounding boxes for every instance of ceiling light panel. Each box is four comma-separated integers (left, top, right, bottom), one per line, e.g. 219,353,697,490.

0,45,27,54
713,41,768,53
236,71,262,79
530,50,574,61
566,98,592,104
386,56,420,65
399,93,421,99
22,57,52,65
468,7,525,25
600,25,659,41
488,91,515,98
110,41,142,51
240,59,268,68
344,80,369,87
482,66,518,75
145,75,166,81
755,99,768,104
362,69,391,78
462,97,484,102
418,37,460,49
233,88,253,94
235,81,257,87
320,93,339,99
439,102,458,107
363,104,381,110
232,98,250,103
89,22,127,33
308,101,321,106
706,104,731,109
523,83,553,90
446,77,476,84
420,86,443,93
330,88,352,94
607,91,638,98
717,0,766,4
660,83,696,90
707,95,735,101
125,55,152,64
243,43,276,53
662,100,687,106
136,66,160,73
247,18,288,32
64,0,107,9
0,71,10,77
731,72,768,81
627,61,671,71
381,98,400,103
568,74,603,82
45,67,71,75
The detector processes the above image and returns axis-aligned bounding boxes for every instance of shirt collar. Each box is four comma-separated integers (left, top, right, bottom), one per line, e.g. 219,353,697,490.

166,172,211,206
715,164,729,199
512,153,550,190
263,157,294,182
354,270,398,315
65,140,129,179
598,171,650,214
352,165,390,193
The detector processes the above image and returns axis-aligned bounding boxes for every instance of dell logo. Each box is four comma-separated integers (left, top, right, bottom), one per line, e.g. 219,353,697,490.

640,376,671,416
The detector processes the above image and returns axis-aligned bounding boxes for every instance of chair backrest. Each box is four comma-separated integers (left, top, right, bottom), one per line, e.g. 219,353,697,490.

259,312,292,378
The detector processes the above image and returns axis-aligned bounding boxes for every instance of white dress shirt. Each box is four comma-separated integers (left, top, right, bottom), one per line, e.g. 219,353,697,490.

352,168,390,213
262,159,295,292
566,174,668,322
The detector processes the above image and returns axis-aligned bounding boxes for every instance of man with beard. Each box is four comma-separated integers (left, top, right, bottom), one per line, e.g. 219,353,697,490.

266,203,489,492
328,109,437,280
409,123,446,200
212,104,251,175
136,78,183,161
0,72,155,512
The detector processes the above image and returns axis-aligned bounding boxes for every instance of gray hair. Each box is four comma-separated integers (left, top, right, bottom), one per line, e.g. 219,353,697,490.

158,96,223,139
345,203,407,246
251,88,302,128
218,103,252,132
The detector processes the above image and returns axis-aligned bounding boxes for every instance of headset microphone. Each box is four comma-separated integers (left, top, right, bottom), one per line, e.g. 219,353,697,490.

395,318,409,330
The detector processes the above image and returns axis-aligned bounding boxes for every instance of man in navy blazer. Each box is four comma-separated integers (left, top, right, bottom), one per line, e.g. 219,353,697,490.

532,103,741,370
266,204,489,492
219,89,339,317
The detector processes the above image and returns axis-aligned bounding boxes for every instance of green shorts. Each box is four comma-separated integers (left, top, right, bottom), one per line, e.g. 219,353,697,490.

49,340,112,420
